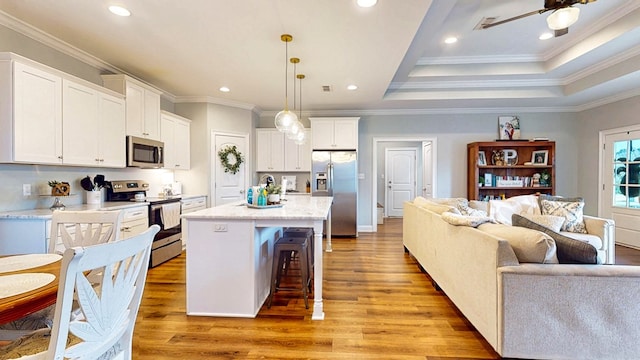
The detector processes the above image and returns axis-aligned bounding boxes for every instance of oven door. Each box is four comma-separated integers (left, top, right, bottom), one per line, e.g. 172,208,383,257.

148,201,182,267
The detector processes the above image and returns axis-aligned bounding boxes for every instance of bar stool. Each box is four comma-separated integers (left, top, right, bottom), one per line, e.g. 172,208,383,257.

267,235,312,309
283,227,314,268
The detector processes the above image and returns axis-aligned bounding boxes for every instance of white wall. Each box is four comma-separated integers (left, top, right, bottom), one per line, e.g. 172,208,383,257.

578,95,640,214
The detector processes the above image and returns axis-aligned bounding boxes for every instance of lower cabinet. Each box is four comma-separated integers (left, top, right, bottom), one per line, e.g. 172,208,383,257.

0,218,49,255
0,205,149,256
180,196,207,248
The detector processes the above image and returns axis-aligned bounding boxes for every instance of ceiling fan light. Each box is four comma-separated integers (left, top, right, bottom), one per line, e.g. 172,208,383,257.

546,7,580,30
357,0,377,8
275,110,298,133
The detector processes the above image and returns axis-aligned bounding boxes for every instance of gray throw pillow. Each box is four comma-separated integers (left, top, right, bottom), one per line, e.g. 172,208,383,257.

511,214,598,264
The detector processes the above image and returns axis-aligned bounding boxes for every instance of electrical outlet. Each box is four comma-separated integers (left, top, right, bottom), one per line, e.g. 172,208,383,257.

22,184,31,197
214,223,228,232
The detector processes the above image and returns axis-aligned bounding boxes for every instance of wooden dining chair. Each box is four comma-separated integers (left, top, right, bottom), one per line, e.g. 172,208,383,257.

0,225,159,360
48,210,124,254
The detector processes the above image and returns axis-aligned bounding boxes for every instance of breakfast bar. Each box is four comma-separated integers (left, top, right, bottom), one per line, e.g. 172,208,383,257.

182,195,332,320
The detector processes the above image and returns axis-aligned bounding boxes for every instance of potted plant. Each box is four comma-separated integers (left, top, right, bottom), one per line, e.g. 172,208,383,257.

266,184,282,204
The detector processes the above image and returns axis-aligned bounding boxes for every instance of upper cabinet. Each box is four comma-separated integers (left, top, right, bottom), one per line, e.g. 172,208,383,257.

0,59,63,164
255,129,285,172
309,117,359,150
101,74,162,141
161,111,191,170
284,129,311,172
62,79,126,167
0,53,126,167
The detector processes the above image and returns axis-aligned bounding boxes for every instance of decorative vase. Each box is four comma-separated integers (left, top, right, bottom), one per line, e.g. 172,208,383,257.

86,190,102,205
268,194,280,204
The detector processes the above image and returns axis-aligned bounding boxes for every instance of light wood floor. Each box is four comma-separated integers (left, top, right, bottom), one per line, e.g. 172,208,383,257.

133,219,640,359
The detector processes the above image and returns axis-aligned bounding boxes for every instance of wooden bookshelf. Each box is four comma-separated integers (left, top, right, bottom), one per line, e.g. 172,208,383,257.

467,140,556,200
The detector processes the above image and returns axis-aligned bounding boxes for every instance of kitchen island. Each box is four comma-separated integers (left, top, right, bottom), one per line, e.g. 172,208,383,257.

182,195,332,320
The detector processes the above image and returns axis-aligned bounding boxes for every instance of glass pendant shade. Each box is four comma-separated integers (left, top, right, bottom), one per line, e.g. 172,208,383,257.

293,129,306,145
287,120,304,139
275,110,298,132
546,7,580,30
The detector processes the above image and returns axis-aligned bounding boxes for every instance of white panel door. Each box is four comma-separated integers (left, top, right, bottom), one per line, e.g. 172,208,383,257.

602,130,640,248
213,132,249,206
386,148,417,217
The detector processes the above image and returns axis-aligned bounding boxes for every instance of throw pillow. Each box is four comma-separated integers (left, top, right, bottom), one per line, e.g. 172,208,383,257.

539,199,587,234
477,223,558,264
488,194,541,225
512,214,598,264
521,214,565,232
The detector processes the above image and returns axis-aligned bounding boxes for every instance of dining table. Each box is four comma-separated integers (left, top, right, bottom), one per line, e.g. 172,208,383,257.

0,254,61,324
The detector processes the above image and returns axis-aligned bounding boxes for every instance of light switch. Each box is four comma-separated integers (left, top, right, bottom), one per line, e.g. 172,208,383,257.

22,184,31,197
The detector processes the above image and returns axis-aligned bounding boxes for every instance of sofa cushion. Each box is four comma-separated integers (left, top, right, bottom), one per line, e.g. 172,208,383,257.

477,223,558,264
512,214,598,264
429,198,487,216
488,194,541,225
413,197,460,215
521,214,565,232
441,211,495,228
539,197,587,234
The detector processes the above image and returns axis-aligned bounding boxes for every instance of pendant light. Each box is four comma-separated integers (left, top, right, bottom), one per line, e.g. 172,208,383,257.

287,57,304,140
275,34,298,132
293,73,307,145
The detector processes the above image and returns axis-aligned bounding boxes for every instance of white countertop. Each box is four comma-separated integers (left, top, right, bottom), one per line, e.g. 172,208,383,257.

182,195,333,221
0,202,149,220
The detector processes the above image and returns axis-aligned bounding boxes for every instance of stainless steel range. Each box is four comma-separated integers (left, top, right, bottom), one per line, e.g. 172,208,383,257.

106,180,182,267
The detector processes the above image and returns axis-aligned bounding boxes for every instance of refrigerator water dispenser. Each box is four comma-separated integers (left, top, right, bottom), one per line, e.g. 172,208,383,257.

315,172,327,191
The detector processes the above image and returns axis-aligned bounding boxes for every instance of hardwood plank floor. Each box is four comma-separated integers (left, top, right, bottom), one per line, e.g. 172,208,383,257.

133,218,640,359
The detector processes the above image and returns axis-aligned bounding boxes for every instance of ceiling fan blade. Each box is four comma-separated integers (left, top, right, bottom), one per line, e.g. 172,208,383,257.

480,9,546,29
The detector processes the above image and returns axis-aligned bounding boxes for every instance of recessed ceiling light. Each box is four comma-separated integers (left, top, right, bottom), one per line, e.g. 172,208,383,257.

357,0,377,8
444,37,458,44
219,86,230,93
539,32,553,40
347,84,358,91
108,5,131,17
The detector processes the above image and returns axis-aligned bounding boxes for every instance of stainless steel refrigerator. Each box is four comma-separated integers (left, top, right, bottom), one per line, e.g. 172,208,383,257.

311,150,357,237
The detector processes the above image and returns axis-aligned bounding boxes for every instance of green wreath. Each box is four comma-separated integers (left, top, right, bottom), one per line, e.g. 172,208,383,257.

218,145,244,174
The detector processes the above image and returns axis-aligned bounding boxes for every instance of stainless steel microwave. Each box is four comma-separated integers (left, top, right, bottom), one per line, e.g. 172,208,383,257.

126,136,164,168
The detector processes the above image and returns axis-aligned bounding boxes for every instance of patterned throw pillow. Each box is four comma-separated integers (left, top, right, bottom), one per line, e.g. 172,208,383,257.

522,214,565,232
540,199,587,234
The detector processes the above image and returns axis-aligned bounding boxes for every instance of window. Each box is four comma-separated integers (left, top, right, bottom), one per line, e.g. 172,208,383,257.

612,138,640,208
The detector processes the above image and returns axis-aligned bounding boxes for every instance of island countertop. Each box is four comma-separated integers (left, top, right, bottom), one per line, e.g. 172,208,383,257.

181,195,333,221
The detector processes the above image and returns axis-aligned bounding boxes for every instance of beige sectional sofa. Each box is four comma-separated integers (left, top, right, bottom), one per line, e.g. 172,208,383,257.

403,198,640,360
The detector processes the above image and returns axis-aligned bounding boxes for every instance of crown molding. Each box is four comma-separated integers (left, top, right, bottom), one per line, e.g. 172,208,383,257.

173,95,258,111
574,88,640,112
563,44,640,84
417,54,540,66
388,78,563,90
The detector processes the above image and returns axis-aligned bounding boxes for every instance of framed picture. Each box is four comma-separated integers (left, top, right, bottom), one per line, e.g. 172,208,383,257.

531,150,548,165
478,151,487,166
498,116,521,140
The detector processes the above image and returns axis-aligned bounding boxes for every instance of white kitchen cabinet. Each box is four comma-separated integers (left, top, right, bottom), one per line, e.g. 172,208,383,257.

0,58,63,164
101,74,162,141
310,117,359,150
62,79,126,167
161,111,191,170
180,196,207,248
255,129,285,172
119,205,149,240
284,129,311,171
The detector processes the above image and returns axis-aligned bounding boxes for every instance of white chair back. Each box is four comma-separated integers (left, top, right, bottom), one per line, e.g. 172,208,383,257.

49,210,123,254
46,224,159,360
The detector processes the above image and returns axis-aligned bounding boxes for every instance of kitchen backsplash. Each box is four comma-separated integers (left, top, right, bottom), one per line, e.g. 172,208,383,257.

0,163,177,212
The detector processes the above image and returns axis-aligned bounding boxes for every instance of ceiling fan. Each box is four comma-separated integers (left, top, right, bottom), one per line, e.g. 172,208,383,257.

479,0,597,37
